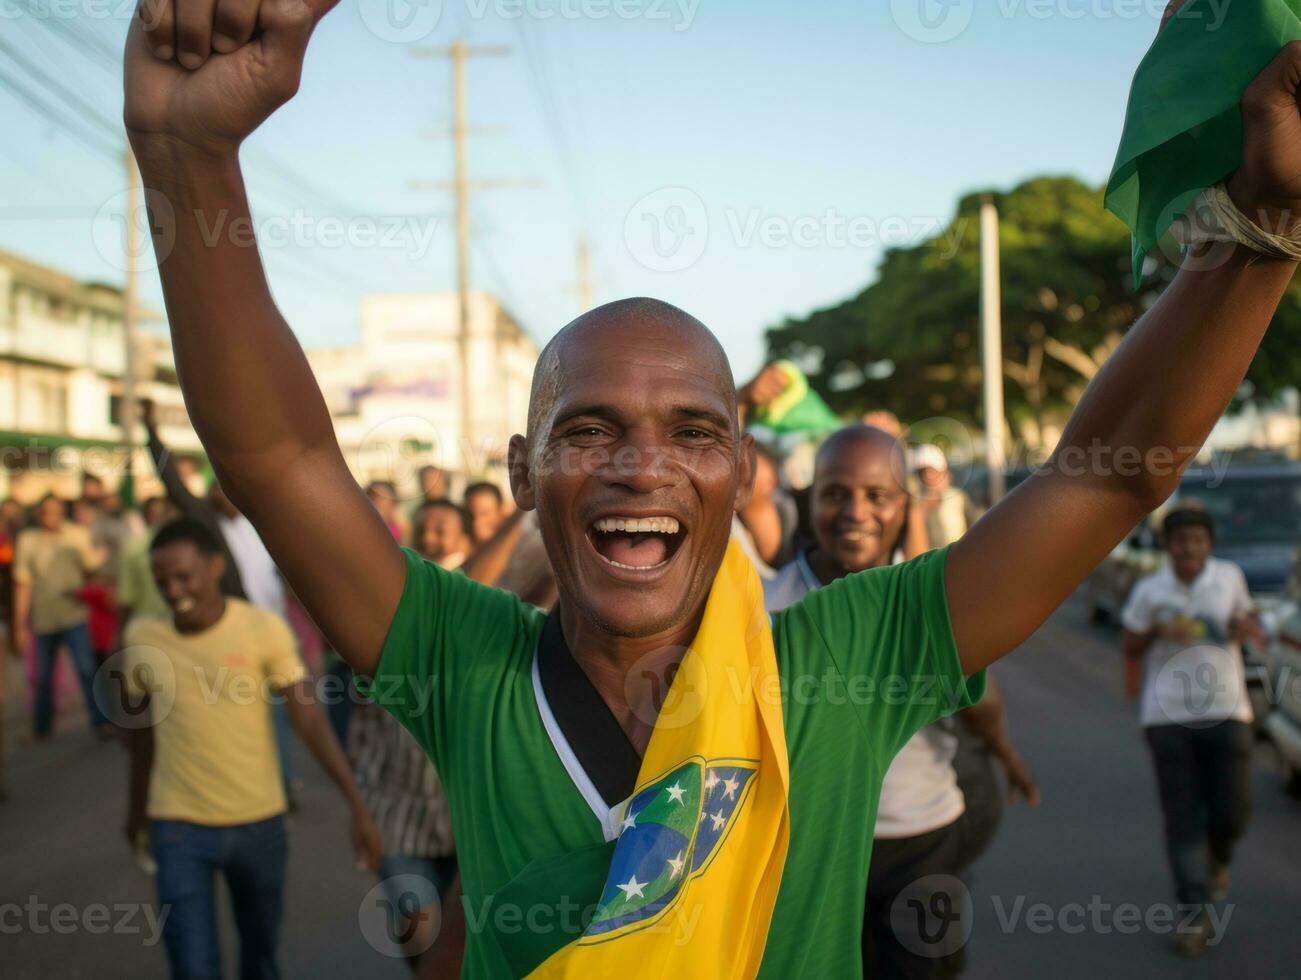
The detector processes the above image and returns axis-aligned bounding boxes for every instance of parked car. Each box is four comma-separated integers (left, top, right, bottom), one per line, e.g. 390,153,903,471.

1086,463,1301,731
1087,462,1301,621
1262,573,1301,798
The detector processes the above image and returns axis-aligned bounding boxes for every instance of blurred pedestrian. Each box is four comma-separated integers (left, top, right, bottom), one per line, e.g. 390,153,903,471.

11,494,110,740
144,399,303,794
464,481,507,549
142,399,246,600
116,497,176,629
1121,506,1258,957
367,480,405,543
121,519,381,980
764,425,1038,978
732,441,798,577
350,698,458,973
413,500,471,571
914,444,982,549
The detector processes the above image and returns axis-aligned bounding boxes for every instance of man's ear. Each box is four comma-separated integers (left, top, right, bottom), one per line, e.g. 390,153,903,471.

209,552,226,582
507,434,537,512
734,432,757,513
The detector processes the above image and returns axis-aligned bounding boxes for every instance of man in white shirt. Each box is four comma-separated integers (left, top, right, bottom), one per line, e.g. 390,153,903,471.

1122,506,1259,957
764,425,1038,978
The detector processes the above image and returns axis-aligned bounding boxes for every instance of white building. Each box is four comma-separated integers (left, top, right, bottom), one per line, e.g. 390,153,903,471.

0,249,199,502
309,291,538,494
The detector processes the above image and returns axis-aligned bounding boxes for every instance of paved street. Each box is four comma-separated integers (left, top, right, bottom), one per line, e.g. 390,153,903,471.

965,595,1301,978
2,591,1298,977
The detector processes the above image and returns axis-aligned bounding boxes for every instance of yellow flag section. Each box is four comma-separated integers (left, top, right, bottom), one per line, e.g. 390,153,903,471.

530,541,791,979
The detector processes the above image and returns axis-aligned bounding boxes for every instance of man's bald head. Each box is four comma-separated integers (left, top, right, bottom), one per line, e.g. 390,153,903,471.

815,424,909,486
509,296,753,643
527,298,735,443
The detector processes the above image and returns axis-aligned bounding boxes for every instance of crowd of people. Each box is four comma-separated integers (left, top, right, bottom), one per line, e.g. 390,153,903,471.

0,367,1269,976
5,5,1286,975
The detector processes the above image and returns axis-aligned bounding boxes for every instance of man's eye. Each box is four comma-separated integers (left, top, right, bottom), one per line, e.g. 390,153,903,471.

566,426,608,440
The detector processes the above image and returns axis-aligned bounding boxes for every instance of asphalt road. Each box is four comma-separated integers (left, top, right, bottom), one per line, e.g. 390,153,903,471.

2,592,1298,978
964,594,1301,978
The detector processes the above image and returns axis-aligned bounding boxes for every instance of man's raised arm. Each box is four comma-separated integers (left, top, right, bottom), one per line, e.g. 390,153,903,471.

124,0,404,674
947,39,1301,675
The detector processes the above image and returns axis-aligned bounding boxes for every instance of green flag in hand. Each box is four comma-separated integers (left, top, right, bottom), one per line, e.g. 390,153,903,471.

1105,0,1301,287
748,361,843,437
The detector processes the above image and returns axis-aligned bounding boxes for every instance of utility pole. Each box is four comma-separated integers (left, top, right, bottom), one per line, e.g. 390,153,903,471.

122,147,141,491
980,194,1006,504
411,41,536,473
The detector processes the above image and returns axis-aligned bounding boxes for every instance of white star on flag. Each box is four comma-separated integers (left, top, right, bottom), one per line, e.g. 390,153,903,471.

667,851,685,879
722,776,739,801
622,811,637,833
705,771,720,793
710,810,726,831
617,875,646,901
665,782,686,805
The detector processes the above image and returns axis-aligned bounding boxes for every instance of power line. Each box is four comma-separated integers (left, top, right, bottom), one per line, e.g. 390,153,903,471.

18,5,120,73
0,37,123,140
513,17,589,231
0,63,121,162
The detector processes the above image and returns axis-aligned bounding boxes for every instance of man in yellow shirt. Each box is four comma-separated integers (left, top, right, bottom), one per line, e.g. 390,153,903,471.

119,519,381,979
11,494,108,738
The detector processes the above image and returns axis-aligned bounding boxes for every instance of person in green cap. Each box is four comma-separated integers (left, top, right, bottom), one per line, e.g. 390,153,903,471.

124,0,1301,972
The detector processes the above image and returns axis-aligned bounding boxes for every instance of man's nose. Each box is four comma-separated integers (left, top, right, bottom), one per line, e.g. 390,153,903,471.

845,494,876,523
604,427,678,494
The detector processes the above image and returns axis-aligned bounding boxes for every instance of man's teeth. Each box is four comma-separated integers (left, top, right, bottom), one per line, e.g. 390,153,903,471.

592,516,680,534
598,555,668,571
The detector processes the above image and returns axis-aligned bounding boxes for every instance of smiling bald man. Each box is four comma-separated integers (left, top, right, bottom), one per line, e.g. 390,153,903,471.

125,1,1301,975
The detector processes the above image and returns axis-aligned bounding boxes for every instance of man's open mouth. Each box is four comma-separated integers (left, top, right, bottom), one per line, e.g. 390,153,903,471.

587,516,688,571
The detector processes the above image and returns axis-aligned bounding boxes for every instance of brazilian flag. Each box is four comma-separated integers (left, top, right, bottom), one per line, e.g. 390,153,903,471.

1106,0,1301,286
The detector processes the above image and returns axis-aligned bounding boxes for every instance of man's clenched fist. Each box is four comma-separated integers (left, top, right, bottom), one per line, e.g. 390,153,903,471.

124,0,338,157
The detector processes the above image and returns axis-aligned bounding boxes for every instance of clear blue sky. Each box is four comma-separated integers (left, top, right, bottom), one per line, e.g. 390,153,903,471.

0,0,1163,379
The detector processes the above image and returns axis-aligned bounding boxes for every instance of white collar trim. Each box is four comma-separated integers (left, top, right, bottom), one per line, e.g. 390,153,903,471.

531,649,627,843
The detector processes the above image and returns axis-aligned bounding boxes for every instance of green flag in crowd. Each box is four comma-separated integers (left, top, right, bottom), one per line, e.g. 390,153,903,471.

1105,0,1301,287
748,360,843,436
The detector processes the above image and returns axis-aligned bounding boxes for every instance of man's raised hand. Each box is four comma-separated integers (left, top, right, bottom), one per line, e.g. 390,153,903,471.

1229,42,1301,229
125,0,338,158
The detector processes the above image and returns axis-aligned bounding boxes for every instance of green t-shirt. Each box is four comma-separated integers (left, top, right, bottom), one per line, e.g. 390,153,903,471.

368,545,983,978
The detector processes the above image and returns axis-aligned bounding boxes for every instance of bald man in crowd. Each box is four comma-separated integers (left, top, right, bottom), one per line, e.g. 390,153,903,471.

126,0,1301,973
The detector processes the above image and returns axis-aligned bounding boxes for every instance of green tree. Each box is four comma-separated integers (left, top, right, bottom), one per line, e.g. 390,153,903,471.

765,175,1301,451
